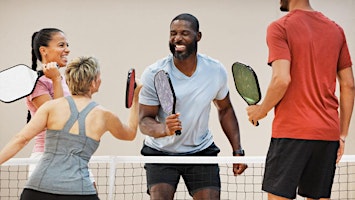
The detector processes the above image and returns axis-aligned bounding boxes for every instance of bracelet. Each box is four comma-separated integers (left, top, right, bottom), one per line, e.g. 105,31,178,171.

233,149,245,156
340,138,345,143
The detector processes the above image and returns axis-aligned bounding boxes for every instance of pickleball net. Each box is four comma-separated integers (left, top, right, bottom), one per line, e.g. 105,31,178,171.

1,155,354,200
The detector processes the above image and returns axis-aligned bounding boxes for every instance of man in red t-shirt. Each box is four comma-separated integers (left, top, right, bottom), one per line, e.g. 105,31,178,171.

247,0,355,199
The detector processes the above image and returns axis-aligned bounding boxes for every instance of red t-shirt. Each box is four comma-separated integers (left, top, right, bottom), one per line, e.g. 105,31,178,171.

267,10,352,141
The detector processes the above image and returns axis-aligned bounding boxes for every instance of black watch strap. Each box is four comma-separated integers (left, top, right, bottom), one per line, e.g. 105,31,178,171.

233,149,245,156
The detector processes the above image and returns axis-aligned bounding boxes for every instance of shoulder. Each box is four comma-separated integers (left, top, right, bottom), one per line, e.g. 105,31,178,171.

91,105,114,120
29,76,53,97
267,17,287,34
146,55,172,72
317,12,346,36
36,97,66,113
267,10,301,31
141,55,173,82
37,76,53,87
198,53,226,73
198,53,225,70
198,53,221,64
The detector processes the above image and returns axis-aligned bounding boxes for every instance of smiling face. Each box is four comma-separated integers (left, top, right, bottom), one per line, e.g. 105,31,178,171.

169,20,200,61
40,32,70,67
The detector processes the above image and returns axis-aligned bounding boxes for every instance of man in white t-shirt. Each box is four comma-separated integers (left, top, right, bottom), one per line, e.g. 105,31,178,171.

139,13,247,200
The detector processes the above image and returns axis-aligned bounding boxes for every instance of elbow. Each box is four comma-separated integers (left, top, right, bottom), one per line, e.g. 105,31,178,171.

282,77,291,89
347,80,355,92
273,75,291,90
126,132,137,141
119,133,136,141
349,83,355,96
15,134,29,146
127,128,139,141
340,80,355,96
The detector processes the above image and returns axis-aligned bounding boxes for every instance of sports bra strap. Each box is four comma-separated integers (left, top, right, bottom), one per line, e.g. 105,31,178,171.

63,96,98,136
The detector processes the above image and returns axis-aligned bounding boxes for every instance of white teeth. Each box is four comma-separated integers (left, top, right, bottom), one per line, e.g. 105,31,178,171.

175,45,185,51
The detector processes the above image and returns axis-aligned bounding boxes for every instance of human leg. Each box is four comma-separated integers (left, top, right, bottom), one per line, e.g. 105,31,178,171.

268,193,291,200
268,195,330,200
193,188,220,200
298,141,338,199
20,189,99,200
306,198,330,200
183,164,221,200
145,163,180,200
262,138,312,199
149,183,176,200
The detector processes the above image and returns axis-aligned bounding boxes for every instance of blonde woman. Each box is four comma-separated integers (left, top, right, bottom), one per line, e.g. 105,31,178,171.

0,56,141,200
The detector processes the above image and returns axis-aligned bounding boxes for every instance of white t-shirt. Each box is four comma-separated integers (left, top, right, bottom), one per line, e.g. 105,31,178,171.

139,53,229,154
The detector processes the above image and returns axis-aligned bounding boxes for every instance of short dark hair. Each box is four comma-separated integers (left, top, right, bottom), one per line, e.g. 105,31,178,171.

171,13,199,32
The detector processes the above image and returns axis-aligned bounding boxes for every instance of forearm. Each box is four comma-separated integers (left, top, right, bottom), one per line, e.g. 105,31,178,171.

338,67,355,140
259,79,289,115
139,117,166,138
339,87,355,140
127,89,140,134
219,107,242,151
259,60,291,116
0,135,29,165
52,77,64,99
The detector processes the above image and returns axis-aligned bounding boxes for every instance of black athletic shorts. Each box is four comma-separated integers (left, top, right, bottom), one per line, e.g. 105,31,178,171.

262,138,339,199
20,189,100,200
141,143,221,197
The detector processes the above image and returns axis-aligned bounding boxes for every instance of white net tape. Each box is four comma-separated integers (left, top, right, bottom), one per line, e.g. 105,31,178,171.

1,155,355,200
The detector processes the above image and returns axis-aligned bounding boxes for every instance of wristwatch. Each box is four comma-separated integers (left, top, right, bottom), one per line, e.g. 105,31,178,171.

233,149,245,156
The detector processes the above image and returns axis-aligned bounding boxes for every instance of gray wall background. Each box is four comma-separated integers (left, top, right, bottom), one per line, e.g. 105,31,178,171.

0,0,354,158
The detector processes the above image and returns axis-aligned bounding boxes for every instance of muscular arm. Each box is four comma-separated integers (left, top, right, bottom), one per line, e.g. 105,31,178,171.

139,104,167,138
214,92,247,175
213,93,241,151
139,104,181,138
247,59,291,125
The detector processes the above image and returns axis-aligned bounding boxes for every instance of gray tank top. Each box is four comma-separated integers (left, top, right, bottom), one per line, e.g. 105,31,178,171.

25,96,99,195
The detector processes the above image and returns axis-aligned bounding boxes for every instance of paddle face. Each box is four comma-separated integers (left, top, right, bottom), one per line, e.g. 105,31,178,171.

232,62,261,105
154,70,181,135
0,64,42,103
154,70,175,114
125,68,136,108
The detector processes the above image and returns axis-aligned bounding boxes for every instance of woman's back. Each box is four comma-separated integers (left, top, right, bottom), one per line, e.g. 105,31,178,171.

25,96,99,195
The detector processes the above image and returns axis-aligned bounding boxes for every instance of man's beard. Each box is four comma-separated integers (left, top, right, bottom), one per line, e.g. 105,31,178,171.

169,40,198,60
280,0,289,12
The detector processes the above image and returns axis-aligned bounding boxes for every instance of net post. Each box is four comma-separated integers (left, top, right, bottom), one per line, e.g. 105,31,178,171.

108,156,116,200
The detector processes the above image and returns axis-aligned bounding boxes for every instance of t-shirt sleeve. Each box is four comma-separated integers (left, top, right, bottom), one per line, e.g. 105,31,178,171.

337,27,352,70
215,64,229,100
266,21,291,66
139,68,160,106
27,79,51,101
